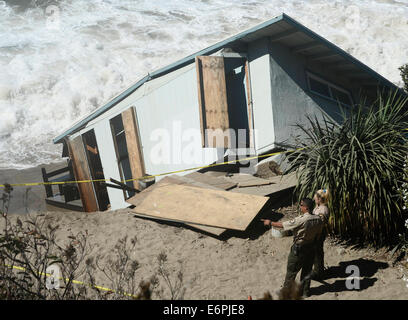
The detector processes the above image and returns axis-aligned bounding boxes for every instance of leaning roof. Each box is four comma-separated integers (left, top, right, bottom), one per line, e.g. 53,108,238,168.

53,13,402,144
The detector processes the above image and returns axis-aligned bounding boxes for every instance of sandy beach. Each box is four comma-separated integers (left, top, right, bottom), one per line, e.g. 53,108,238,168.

1,163,408,300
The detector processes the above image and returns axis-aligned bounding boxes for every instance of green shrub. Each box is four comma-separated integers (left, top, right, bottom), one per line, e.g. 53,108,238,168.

285,91,408,246
399,64,408,93
0,214,154,300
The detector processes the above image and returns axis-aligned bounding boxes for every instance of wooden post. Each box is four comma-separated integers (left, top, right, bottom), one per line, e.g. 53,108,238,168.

122,107,146,191
66,136,99,212
245,60,254,149
41,167,53,198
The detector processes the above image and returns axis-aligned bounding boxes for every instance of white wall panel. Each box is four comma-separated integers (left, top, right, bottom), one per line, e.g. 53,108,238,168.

135,67,220,176
248,39,275,153
94,120,129,210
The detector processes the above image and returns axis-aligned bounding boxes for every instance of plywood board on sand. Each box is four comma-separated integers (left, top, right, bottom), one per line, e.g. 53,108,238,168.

127,175,227,236
224,173,274,188
184,171,237,190
133,184,269,231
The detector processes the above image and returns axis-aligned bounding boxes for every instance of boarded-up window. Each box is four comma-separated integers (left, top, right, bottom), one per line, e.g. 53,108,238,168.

82,129,110,211
196,56,230,148
67,135,99,212
110,107,145,198
196,55,254,149
122,107,146,191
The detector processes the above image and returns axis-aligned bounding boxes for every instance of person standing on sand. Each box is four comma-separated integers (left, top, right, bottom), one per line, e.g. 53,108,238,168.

311,189,330,280
262,198,323,297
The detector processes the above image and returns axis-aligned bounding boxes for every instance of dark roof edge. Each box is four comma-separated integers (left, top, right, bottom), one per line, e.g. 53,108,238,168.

281,13,403,93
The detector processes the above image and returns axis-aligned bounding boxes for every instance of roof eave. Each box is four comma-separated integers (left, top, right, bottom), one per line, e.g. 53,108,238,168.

281,13,402,93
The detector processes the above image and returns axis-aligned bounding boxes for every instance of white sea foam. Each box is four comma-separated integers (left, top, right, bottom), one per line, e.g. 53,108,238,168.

0,0,407,169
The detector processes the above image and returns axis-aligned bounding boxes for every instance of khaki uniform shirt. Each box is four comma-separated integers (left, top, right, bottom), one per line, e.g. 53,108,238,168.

282,212,323,245
313,205,329,224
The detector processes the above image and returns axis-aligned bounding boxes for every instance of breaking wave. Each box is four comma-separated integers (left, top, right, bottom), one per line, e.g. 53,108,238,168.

0,0,407,169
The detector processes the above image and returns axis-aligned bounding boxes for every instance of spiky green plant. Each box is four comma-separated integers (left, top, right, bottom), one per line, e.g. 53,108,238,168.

399,64,408,93
285,91,408,246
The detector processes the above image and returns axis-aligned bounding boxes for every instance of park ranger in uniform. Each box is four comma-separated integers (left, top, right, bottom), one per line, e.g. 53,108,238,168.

262,198,323,298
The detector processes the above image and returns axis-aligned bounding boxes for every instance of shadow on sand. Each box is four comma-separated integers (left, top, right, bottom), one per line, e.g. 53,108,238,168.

310,258,389,296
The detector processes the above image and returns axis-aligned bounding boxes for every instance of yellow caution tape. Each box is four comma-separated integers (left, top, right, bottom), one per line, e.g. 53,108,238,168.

4,263,139,298
0,148,304,188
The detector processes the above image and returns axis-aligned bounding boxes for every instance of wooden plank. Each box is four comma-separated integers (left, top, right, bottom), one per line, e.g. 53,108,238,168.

195,57,206,147
66,136,99,212
110,178,139,193
230,182,296,197
195,56,230,148
267,171,298,186
127,175,226,236
224,173,275,188
41,167,53,198
133,184,269,230
238,181,274,188
269,29,298,42
45,166,71,178
127,175,224,207
184,171,237,190
244,60,254,149
122,107,145,191
130,211,226,236
201,171,229,178
229,172,298,196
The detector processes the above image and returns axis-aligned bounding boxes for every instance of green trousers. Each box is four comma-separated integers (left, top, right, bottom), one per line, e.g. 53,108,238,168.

313,233,326,276
283,242,315,297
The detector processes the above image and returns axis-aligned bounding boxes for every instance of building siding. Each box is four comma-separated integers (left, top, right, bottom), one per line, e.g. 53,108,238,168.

269,41,353,147
248,38,275,153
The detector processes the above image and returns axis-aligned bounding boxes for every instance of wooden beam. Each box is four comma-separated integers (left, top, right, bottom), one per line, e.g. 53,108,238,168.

245,60,254,150
122,107,146,191
269,29,299,43
308,51,339,61
291,41,321,53
44,166,70,178
195,57,206,147
41,167,53,198
101,182,125,191
110,178,140,193
66,136,99,212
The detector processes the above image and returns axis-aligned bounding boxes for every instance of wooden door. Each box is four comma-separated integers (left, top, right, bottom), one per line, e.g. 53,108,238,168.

67,135,99,212
122,107,146,191
195,56,230,147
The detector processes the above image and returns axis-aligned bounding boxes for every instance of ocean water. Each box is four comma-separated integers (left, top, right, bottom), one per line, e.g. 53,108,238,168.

0,0,407,169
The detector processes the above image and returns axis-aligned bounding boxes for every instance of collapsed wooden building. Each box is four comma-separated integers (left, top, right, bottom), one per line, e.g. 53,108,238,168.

44,13,402,233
